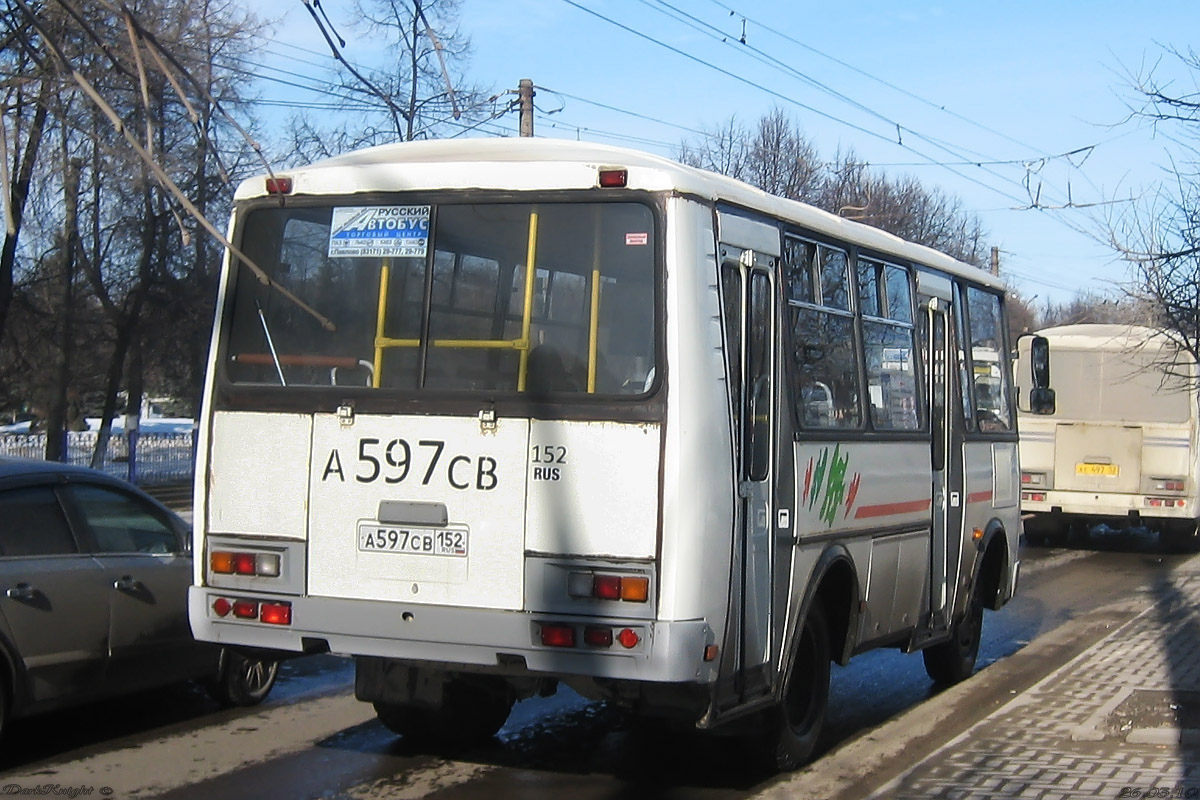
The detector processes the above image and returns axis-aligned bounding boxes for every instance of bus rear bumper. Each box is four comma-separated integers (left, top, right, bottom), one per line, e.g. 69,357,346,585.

189,587,717,685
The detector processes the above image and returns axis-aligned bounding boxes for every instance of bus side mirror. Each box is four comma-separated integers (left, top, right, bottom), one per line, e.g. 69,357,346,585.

1028,335,1054,414
1028,386,1056,415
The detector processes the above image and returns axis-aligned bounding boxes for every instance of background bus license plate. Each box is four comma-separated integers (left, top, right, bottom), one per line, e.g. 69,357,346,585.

1076,463,1119,477
357,524,468,557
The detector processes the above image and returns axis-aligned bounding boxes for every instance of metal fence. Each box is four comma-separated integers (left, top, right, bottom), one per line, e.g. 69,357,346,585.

0,430,195,486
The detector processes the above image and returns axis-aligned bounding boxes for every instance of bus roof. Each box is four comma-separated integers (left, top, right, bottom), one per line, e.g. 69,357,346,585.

237,138,1000,290
1034,323,1176,352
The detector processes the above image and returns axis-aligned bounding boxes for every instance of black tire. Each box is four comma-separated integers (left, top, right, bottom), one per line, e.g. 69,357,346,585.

923,586,984,685
375,676,513,749
1160,519,1200,553
209,651,279,707
763,600,831,772
1022,514,1064,547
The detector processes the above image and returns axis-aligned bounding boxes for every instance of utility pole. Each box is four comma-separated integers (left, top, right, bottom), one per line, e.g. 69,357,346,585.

990,245,1000,276
518,78,535,137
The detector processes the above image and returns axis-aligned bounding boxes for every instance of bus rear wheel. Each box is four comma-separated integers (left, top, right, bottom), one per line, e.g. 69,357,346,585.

374,676,514,749
1160,519,1200,553
923,585,983,685
763,600,830,771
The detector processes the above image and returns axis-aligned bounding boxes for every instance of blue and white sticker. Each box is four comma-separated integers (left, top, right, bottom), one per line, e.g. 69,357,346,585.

328,205,431,258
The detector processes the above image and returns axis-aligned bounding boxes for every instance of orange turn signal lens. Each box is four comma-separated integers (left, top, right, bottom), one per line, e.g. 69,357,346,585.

620,576,649,602
210,551,235,574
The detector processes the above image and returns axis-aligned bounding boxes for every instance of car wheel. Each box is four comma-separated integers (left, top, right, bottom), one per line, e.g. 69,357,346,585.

923,585,984,685
761,600,830,771
209,651,279,707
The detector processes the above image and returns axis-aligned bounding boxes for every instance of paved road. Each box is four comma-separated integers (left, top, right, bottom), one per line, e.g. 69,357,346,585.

1,536,1185,799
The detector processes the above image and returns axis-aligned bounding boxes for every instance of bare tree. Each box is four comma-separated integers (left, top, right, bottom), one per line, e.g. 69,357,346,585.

679,111,991,268
1108,46,1200,383
290,0,492,160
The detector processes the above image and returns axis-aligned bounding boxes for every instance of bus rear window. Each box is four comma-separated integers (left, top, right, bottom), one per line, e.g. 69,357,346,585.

224,202,657,396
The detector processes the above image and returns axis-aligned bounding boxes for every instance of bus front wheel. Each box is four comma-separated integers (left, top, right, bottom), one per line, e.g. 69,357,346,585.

763,600,831,771
922,585,983,685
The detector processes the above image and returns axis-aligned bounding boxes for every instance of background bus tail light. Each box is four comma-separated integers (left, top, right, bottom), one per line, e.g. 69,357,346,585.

1152,477,1186,492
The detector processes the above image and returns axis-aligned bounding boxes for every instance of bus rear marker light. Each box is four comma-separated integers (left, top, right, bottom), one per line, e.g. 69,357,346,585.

232,600,258,619
583,627,613,647
540,623,575,648
617,628,639,649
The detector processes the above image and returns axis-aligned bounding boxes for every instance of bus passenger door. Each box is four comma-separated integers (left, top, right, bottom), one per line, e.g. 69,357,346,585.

922,293,963,634
717,248,778,705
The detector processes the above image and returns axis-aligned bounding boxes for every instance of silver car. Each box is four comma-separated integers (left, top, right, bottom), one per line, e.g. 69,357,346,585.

0,457,278,735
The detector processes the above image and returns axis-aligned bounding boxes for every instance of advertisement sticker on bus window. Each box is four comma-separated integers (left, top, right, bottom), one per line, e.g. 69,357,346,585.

328,205,431,258
625,232,649,246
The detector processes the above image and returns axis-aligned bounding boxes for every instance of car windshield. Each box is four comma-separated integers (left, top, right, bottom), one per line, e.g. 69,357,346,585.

223,201,658,396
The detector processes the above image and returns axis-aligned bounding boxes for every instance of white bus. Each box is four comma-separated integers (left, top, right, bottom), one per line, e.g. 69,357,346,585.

1016,323,1199,550
189,139,1020,768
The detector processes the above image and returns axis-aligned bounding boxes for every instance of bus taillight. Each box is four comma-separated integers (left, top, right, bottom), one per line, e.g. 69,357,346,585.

265,176,293,194
540,623,576,648
210,550,281,578
260,602,293,626
598,167,627,188
567,572,650,603
211,595,292,625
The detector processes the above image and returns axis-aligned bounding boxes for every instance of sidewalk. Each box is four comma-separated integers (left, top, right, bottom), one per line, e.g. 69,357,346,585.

869,557,1200,799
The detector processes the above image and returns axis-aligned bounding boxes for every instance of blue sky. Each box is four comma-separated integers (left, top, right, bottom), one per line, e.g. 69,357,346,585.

251,0,1200,305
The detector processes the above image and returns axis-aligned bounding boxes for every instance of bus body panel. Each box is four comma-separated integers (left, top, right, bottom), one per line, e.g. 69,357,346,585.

526,419,660,559
657,198,736,631
187,589,714,683
207,411,311,540
307,413,529,610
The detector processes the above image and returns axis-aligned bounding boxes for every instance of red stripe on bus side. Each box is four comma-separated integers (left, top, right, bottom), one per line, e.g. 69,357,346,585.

854,498,932,519
967,490,993,505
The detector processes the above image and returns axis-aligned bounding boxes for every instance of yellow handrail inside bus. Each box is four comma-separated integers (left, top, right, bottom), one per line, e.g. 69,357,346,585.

516,210,539,391
372,262,390,388
370,210,541,390
588,268,601,393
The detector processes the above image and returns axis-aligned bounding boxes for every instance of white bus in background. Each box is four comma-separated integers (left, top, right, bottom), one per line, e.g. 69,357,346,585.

1015,323,1200,550
188,139,1021,769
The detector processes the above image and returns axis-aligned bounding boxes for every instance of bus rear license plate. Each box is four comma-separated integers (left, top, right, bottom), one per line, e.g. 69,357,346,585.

1076,463,1119,477
357,524,468,557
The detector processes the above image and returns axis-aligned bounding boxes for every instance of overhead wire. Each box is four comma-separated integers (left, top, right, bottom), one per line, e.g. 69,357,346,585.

556,0,1033,208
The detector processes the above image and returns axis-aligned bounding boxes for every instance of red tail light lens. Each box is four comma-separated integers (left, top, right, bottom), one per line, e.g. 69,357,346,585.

593,575,621,600
260,602,292,626
540,623,576,648
617,628,640,649
233,553,257,575
212,597,232,617
265,176,293,194
598,168,628,188
231,600,258,619
583,626,613,647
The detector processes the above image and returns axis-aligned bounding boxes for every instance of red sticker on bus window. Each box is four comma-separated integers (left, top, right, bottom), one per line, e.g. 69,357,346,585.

625,232,648,246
